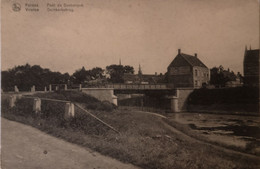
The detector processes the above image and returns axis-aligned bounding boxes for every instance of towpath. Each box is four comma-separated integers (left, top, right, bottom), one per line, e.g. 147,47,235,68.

1,117,140,169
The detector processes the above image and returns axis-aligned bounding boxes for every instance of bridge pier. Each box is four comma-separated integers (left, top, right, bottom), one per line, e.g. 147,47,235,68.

81,88,117,105
112,95,118,106
169,96,179,113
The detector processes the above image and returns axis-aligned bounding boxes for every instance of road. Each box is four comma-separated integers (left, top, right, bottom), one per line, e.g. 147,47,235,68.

1,118,140,169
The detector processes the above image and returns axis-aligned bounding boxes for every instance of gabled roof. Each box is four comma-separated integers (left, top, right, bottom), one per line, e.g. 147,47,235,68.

168,52,208,68
181,53,208,68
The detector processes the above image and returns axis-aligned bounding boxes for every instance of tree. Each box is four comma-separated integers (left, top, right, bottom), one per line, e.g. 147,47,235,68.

89,67,105,79
71,67,105,84
210,66,239,88
72,67,88,84
210,67,225,87
123,65,134,74
1,64,70,91
106,64,135,83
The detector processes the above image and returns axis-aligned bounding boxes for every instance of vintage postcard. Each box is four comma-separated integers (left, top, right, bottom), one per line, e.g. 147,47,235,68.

1,0,259,169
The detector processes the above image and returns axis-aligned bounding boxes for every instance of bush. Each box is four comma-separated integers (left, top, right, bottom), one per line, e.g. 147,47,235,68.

187,87,259,105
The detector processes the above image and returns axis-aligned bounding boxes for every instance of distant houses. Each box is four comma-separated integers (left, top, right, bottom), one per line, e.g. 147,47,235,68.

114,48,256,89
167,49,210,88
122,65,165,84
243,47,259,87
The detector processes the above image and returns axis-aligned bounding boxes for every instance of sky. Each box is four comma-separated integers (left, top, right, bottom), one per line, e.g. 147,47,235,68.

1,0,259,75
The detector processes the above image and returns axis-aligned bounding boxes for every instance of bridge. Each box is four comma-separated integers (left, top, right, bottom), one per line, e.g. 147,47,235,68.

5,83,184,112
105,84,176,95
106,84,168,90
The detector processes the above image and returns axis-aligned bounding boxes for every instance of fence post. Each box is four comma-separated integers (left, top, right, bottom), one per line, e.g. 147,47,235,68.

44,86,47,92
14,85,19,92
31,85,35,92
33,98,41,113
55,86,59,91
64,102,75,119
9,95,16,108
64,84,67,91
79,84,82,91
49,85,52,91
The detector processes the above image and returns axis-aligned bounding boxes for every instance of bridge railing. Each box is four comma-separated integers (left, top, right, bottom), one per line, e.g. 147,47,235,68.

106,84,168,90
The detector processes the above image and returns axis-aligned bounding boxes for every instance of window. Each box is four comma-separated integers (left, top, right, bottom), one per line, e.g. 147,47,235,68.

195,80,198,86
195,69,198,76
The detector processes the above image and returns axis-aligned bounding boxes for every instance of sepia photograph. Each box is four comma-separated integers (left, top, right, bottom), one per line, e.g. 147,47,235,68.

1,0,260,168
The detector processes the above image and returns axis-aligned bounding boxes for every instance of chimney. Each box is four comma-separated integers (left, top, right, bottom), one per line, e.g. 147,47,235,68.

194,53,197,58
178,49,181,54
155,72,157,76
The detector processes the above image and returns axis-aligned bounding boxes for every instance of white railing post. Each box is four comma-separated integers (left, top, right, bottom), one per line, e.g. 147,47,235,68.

14,85,19,92
64,102,75,119
33,98,41,113
9,95,16,108
31,85,35,92
79,84,82,91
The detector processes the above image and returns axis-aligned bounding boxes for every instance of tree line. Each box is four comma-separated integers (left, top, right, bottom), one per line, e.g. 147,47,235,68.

1,63,243,91
1,64,135,91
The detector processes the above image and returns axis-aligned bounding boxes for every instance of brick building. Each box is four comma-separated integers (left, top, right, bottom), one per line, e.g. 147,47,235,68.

243,47,259,87
167,49,210,88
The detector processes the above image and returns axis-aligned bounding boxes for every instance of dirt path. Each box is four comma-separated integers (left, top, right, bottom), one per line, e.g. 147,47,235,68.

1,117,140,169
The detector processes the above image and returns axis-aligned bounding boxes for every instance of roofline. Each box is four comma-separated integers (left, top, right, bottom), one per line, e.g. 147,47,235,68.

167,52,209,69
179,53,194,67
180,53,208,68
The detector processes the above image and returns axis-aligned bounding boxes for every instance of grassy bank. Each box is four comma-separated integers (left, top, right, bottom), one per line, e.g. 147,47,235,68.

2,92,260,169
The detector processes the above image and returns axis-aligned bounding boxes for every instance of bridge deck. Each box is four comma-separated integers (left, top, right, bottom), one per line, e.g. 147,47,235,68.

106,84,170,90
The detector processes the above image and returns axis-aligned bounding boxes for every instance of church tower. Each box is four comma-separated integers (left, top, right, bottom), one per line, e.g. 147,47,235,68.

138,64,142,75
